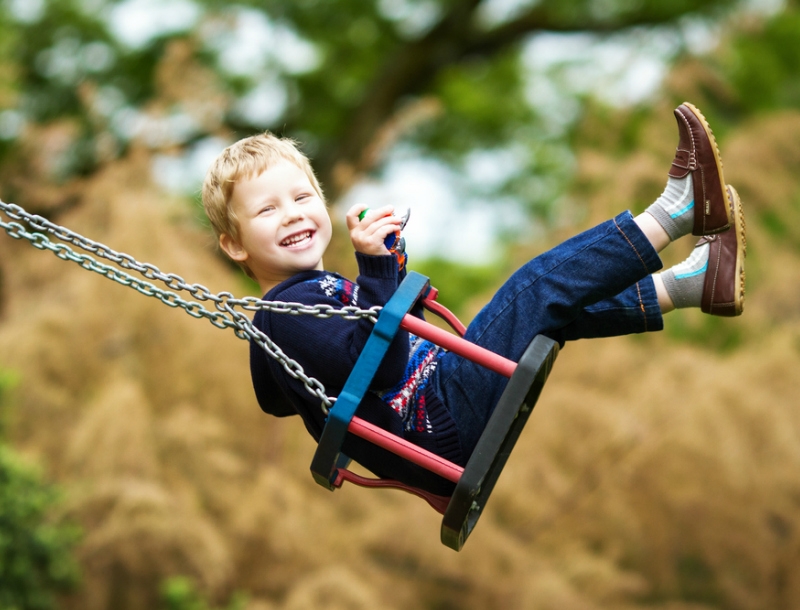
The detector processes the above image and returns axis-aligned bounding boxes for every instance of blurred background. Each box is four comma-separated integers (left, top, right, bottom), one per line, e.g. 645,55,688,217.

2,0,800,608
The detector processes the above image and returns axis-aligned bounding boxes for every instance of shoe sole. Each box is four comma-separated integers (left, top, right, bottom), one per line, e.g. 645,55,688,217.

682,102,734,232
727,184,746,315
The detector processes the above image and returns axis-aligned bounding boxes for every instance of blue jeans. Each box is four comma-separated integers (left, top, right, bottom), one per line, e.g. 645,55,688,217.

432,211,664,456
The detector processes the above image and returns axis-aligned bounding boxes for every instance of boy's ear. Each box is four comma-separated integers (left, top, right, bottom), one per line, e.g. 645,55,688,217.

219,233,249,262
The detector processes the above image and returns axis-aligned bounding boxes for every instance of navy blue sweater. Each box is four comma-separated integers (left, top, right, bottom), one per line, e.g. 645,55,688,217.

249,253,464,495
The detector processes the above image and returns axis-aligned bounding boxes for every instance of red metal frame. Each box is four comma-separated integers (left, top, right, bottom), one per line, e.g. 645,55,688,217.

347,416,463,483
400,315,516,379
420,290,467,336
333,469,451,514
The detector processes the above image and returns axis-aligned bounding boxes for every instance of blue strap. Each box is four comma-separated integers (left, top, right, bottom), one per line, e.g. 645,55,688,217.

310,271,431,489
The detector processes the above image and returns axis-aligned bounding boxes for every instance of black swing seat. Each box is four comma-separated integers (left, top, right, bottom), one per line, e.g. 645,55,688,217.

309,271,558,551
441,333,557,550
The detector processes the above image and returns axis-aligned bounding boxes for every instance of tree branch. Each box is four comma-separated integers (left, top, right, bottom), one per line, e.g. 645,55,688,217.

316,1,721,199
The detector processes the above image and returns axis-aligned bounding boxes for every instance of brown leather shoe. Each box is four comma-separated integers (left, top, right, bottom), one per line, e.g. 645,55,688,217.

670,102,733,236
701,185,746,316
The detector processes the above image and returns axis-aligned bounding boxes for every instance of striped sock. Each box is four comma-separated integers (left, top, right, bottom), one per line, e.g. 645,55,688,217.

645,175,694,241
660,242,710,309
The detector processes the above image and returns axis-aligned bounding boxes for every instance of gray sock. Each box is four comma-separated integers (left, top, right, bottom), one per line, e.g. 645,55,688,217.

661,242,710,309
645,175,694,241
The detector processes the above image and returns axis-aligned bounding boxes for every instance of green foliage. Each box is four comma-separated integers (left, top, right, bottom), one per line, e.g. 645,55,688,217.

0,11,18,100
752,190,800,252
639,553,723,606
426,51,532,155
160,577,246,610
727,7,800,113
258,0,404,140
0,369,18,436
0,370,81,610
412,257,505,319
0,449,81,610
675,554,722,604
662,309,744,352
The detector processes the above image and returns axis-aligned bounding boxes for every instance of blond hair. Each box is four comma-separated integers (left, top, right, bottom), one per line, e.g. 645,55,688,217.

202,133,325,275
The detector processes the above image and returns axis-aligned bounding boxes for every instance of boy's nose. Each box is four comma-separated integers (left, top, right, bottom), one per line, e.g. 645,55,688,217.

284,201,306,222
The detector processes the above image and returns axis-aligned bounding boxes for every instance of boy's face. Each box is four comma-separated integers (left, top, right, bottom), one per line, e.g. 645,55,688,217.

221,160,332,293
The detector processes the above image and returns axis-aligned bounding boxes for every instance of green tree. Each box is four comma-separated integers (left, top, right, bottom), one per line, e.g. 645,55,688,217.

726,2,800,114
0,371,81,610
160,577,246,610
0,0,740,212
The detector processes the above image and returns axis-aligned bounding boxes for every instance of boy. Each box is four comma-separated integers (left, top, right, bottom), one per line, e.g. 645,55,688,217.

202,103,745,495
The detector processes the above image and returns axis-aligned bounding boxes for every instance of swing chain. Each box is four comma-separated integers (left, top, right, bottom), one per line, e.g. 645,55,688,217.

0,199,384,413
0,201,379,319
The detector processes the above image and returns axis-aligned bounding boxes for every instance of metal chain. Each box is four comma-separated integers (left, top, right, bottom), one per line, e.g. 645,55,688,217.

0,199,383,413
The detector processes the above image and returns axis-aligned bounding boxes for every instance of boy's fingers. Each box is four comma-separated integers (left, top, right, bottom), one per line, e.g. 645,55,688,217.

347,204,402,256
374,204,394,218
360,205,394,222
347,205,397,231
345,204,370,229
368,215,402,236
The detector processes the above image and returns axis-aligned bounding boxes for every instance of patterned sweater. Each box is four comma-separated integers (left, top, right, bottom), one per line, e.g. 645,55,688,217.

249,253,464,495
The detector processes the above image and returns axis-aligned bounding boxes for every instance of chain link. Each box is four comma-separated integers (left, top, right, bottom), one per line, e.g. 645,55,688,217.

1,199,383,413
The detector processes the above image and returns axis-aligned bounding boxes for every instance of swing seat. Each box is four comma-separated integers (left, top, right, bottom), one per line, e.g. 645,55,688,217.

441,333,556,549
310,271,558,551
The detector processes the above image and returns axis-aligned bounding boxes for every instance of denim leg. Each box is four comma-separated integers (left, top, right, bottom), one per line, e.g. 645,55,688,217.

432,211,663,455
551,275,662,343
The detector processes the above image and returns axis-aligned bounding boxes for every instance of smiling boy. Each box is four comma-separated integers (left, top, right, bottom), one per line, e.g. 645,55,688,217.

202,104,746,495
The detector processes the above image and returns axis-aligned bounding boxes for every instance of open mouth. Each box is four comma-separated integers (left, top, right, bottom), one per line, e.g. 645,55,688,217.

281,230,314,248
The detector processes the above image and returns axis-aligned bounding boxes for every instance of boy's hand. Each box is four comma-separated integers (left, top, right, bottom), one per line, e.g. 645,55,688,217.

346,204,403,256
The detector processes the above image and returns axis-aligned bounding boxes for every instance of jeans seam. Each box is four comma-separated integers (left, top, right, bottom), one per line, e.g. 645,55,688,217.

614,219,654,333
634,281,647,332
613,217,651,274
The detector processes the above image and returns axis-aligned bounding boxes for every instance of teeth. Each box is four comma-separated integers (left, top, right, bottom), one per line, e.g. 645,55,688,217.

282,231,311,247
